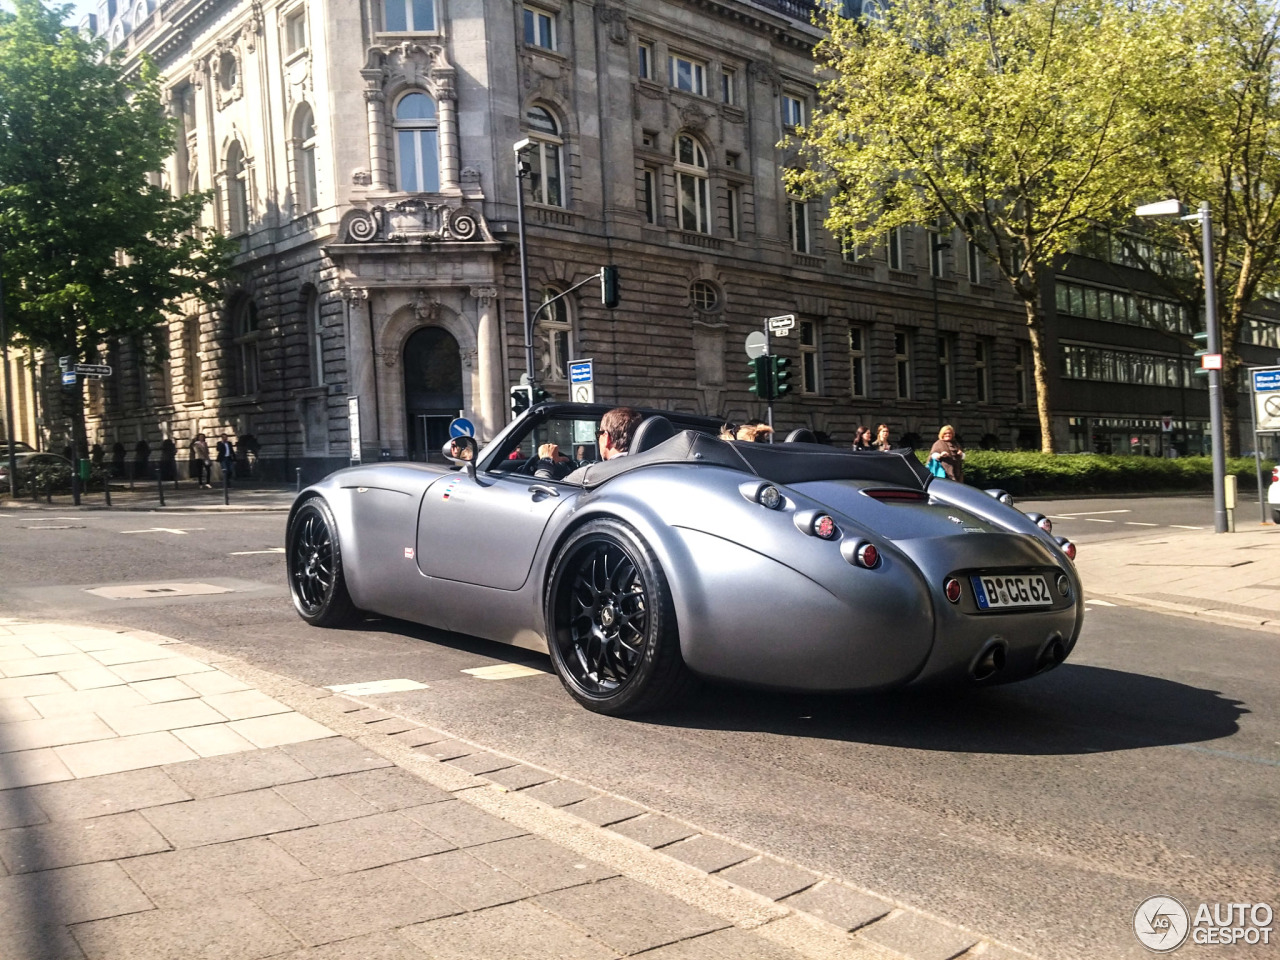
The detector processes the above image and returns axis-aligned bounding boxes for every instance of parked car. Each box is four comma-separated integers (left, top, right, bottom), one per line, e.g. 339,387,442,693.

0,452,73,491
286,403,1082,715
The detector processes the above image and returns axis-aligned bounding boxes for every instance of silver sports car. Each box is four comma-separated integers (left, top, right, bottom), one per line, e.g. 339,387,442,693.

287,403,1082,715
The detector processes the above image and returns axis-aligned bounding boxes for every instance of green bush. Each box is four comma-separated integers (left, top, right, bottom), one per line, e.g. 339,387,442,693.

917,450,1275,497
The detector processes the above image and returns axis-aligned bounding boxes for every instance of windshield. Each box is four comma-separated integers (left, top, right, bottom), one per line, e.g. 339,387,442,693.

488,414,604,475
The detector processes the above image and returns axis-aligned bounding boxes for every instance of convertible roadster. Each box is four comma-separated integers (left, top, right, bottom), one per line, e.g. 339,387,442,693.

287,403,1082,715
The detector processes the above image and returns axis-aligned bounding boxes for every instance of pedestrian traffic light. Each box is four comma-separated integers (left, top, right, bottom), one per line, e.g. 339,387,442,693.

533,385,552,405
747,355,772,400
510,384,532,416
1192,331,1210,377
601,265,620,309
771,355,793,398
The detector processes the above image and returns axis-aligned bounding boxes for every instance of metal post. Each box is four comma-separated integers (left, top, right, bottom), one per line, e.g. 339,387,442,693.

222,465,229,505
71,462,81,506
1200,202,1228,533
514,142,536,390
0,265,19,498
1253,382,1267,524
295,466,302,492
156,467,165,507
103,468,111,507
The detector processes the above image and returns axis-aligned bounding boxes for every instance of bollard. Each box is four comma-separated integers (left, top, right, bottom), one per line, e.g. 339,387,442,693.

296,467,302,492
44,477,51,504
103,473,111,507
156,467,166,507
223,467,230,506
71,463,81,507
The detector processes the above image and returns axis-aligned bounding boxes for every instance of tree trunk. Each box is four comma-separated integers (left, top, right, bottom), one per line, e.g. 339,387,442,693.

1023,297,1057,454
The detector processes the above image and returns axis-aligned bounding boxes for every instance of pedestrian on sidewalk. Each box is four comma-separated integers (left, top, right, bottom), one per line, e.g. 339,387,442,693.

215,433,236,486
190,433,212,487
929,424,966,483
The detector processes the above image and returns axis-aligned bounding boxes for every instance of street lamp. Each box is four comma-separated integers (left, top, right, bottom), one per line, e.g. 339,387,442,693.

0,262,18,498
1137,199,1227,533
930,231,952,432
513,139,536,391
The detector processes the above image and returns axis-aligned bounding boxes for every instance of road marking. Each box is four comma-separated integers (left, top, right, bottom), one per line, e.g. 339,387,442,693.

230,548,286,555
463,664,548,680
1170,524,1205,530
326,679,429,695
1124,521,1159,526
121,527,205,535
86,582,233,600
1082,518,1116,523
1048,509,1132,517
1085,599,1117,607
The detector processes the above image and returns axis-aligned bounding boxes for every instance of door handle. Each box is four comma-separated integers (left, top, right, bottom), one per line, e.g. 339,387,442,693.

528,484,560,498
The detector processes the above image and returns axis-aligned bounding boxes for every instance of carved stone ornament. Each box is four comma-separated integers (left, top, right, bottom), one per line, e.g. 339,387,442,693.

245,0,264,51
367,42,456,102
411,290,443,324
748,60,782,95
461,347,477,370
352,169,372,187
679,103,710,131
341,202,494,244
212,39,244,111
340,285,370,302
597,6,629,44
469,286,498,307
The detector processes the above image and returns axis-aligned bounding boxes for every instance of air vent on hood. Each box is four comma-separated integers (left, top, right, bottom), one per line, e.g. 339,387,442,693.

861,488,928,503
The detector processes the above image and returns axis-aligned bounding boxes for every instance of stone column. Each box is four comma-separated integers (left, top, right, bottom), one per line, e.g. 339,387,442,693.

471,286,502,440
362,81,389,191
435,73,459,192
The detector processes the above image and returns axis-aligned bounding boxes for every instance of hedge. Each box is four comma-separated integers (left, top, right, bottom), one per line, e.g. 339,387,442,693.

916,451,1276,497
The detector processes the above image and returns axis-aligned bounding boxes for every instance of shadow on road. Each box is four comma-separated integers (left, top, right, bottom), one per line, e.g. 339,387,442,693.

644,664,1247,756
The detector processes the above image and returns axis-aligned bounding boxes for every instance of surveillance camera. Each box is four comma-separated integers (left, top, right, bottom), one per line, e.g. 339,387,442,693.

513,138,532,153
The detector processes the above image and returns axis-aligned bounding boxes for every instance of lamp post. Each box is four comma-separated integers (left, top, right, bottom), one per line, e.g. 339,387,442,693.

1137,198,1227,533
0,264,18,498
930,232,952,432
513,138,536,390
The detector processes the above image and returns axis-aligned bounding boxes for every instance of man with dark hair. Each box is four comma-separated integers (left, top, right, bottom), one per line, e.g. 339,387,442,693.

597,406,643,460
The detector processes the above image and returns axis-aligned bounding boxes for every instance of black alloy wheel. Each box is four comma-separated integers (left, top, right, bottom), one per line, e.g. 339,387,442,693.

287,497,358,627
546,518,695,715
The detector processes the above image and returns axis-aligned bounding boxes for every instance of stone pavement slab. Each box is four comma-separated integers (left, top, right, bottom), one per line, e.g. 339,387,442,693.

659,835,752,874
53,730,198,778
782,882,892,932
717,857,819,900
172,722,258,757
481,763,556,791
121,835,317,908
266,929,431,960
398,798,526,847
0,811,170,874
635,926,812,960
142,787,315,847
857,910,980,960
398,849,534,910
334,766,452,810
563,794,646,826
608,814,698,849
71,895,301,960
268,811,454,876
445,751,516,775
0,747,74,789
226,712,334,748
402,899,619,960
280,736,393,777
0,715,116,753
25,767,189,821
0,861,153,926
517,778,598,807
466,835,617,893
162,746,315,798
272,777,380,824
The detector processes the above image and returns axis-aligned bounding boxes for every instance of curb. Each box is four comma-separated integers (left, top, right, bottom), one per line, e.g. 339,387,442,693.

1091,593,1280,636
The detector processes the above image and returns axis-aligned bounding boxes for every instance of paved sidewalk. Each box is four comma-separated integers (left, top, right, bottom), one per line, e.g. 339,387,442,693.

1075,525,1280,632
0,483,296,513
0,619,1033,960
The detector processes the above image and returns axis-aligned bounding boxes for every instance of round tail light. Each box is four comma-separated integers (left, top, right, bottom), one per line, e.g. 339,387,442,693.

758,484,783,510
1025,512,1052,534
856,542,879,568
813,515,838,540
944,577,962,603
1055,537,1077,561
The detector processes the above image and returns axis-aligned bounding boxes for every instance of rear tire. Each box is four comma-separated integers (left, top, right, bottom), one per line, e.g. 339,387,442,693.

1272,507,1280,525
545,519,696,715
287,496,358,627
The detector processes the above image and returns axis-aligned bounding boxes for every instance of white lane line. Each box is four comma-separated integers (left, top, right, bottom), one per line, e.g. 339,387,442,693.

1083,518,1116,523
230,548,286,555
121,527,205,535
1048,509,1132,517
463,664,548,680
1125,522,1159,526
1170,524,1205,530
327,679,429,695
1086,599,1117,607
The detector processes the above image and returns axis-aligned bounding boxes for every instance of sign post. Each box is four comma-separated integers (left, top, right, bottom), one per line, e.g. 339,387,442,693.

569,359,594,405
1252,365,1280,524
347,396,362,465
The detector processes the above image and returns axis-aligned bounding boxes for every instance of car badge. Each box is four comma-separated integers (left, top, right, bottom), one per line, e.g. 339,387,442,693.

404,547,414,559
948,515,965,524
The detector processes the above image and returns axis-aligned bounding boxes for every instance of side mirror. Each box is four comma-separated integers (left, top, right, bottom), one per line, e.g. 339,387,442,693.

443,436,478,478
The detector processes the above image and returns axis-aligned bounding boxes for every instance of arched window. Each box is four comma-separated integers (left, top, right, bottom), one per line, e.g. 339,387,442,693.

226,141,250,234
538,287,571,381
293,105,319,212
132,2,145,26
307,288,325,387
393,92,439,193
524,106,564,207
231,297,260,395
675,134,710,234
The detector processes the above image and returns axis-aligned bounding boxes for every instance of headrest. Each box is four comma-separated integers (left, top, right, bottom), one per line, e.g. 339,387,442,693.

630,416,677,453
784,428,817,443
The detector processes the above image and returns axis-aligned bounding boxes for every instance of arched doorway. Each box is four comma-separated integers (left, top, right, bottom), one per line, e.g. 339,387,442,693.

403,326,462,461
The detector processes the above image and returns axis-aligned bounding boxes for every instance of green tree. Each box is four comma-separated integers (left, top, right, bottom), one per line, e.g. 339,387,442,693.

0,0,230,458
790,0,1188,453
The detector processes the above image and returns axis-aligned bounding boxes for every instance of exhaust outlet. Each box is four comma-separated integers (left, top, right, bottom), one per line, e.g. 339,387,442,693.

1035,634,1067,673
969,639,1007,682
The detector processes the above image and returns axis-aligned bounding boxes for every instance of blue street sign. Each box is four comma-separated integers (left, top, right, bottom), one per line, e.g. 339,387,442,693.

1252,367,1280,392
61,371,77,386
569,359,593,384
448,417,476,438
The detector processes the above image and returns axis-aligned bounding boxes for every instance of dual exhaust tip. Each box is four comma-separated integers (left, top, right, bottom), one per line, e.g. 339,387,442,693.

968,633,1067,682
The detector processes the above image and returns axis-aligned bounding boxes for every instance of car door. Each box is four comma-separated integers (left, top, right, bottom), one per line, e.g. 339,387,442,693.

416,469,577,590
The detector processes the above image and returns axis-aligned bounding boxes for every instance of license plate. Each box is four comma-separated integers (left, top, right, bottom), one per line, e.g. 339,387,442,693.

971,573,1053,611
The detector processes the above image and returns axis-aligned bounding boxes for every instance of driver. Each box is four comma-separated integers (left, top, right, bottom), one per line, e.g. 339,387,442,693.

559,407,643,484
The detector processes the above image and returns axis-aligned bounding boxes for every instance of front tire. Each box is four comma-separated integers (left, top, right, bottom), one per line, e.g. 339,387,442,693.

545,519,696,715
287,496,358,627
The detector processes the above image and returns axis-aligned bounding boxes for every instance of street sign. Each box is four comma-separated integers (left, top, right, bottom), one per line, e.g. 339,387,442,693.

745,331,768,359
767,314,796,338
58,356,73,371
73,363,112,378
1201,353,1223,371
1161,416,1172,433
569,359,594,404
448,417,475,438
61,371,77,386
569,359,593,384
1254,364,1280,432
348,396,361,463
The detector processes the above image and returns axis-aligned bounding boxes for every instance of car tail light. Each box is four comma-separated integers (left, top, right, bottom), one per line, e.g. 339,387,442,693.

813,515,838,540
1026,512,1052,535
740,481,784,510
1056,574,1071,597
1055,537,1077,561
862,488,927,503
985,488,1015,507
944,577,962,603
840,539,880,568
1273,466,1279,483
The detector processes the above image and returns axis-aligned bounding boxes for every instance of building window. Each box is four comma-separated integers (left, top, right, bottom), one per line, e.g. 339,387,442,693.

183,315,202,402
232,297,260,396
523,5,555,50
975,338,991,402
848,325,867,397
638,41,652,79
887,226,903,271
967,235,982,283
788,199,809,253
307,289,324,387
799,320,821,395
689,280,720,312
393,92,439,192
675,134,710,234
930,221,948,277
721,68,736,105
284,7,306,55
727,186,740,240
938,334,954,402
524,105,564,207
293,103,318,213
782,94,805,128
384,0,434,31
641,167,657,224
895,329,912,399
225,141,250,234
538,288,571,382
1015,342,1029,406
669,54,706,96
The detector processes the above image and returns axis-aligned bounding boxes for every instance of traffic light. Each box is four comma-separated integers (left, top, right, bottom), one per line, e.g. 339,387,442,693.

510,384,532,416
1192,331,1210,377
533,385,552,405
771,355,793,398
747,355,772,400
601,265,620,309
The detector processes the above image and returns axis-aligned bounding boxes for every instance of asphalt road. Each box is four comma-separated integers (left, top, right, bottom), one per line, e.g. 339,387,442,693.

0,502,1275,960
1020,493,1272,545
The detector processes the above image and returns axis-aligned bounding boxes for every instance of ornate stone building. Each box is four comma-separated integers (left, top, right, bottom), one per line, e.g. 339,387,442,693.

57,0,1046,478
